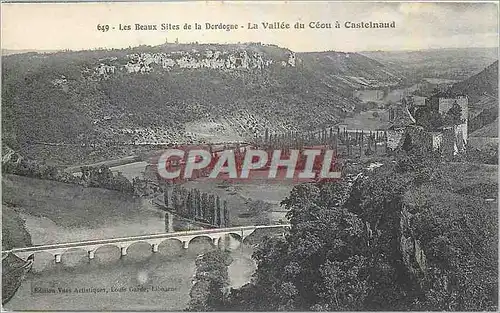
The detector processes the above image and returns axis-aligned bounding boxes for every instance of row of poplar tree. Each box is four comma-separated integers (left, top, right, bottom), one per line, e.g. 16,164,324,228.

259,127,387,150
164,184,230,227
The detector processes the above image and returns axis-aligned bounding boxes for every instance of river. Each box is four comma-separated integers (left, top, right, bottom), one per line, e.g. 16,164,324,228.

4,201,256,311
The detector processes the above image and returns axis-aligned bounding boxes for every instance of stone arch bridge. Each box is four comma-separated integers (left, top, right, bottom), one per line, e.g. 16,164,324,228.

2,224,290,263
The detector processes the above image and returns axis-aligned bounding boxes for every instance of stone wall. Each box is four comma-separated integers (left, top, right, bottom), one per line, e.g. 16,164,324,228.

431,132,443,152
386,129,405,151
437,96,468,143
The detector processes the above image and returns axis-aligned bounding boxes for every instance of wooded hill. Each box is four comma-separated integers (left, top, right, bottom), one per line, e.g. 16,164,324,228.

2,43,402,165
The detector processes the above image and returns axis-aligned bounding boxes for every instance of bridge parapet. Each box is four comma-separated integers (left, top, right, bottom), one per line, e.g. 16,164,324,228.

2,224,290,263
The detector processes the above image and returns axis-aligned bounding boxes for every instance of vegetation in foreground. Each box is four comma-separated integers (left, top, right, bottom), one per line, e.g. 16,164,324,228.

187,250,233,311
192,149,498,311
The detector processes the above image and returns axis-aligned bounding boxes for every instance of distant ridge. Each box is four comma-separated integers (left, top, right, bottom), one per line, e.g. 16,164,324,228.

1,49,61,56
360,47,498,82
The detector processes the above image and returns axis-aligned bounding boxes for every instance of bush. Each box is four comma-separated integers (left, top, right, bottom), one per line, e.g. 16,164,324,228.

225,158,498,311
187,250,233,311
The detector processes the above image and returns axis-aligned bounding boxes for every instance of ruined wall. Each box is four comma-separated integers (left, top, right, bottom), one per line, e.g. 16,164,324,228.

455,122,468,145
387,126,434,153
404,126,433,152
454,123,467,153
438,96,468,120
441,126,457,158
431,132,443,152
438,96,468,142
386,129,405,151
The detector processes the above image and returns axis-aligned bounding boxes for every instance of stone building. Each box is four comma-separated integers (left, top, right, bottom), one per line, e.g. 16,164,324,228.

386,94,468,158
387,98,416,151
426,94,468,145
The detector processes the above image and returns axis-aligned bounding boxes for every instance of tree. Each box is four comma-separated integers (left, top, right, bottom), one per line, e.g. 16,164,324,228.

187,189,194,218
414,106,444,131
164,188,170,208
201,193,209,221
216,196,222,227
223,201,229,227
225,157,497,311
195,189,202,218
445,101,463,126
187,250,233,311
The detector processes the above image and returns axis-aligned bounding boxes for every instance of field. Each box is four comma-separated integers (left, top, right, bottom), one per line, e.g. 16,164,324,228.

341,109,390,130
181,177,295,226
2,174,145,228
2,172,294,246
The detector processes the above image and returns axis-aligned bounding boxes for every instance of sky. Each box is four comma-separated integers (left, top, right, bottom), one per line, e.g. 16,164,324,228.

1,1,499,52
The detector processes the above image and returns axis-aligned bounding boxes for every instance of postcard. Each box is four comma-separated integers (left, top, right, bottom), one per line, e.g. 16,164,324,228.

1,1,498,311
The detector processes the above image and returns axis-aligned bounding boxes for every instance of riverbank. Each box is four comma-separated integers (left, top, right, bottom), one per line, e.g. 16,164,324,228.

2,205,32,250
1,172,271,310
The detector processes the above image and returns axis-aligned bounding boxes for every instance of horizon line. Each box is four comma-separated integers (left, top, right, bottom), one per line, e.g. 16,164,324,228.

2,42,499,55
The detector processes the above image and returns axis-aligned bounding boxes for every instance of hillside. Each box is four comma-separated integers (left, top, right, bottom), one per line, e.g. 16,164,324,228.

298,51,403,91
1,43,401,165
449,61,498,104
361,47,498,83
470,118,498,137
448,61,498,135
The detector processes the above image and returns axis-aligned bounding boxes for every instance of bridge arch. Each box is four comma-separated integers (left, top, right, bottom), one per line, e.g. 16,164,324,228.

156,238,184,256
122,240,155,258
27,251,55,273
92,244,122,261
220,232,244,250
124,240,153,251
157,238,183,247
240,229,258,240
187,235,216,250
227,232,243,240
60,247,88,266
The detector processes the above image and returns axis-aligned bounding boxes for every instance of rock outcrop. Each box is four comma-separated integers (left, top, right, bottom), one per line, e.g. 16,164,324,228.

86,49,296,80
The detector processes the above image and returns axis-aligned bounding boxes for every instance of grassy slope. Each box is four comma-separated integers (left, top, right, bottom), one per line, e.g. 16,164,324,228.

449,61,498,104
2,173,284,234
340,109,390,130
470,118,498,138
298,51,403,91
448,61,498,135
439,162,498,196
2,206,32,250
2,174,143,228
